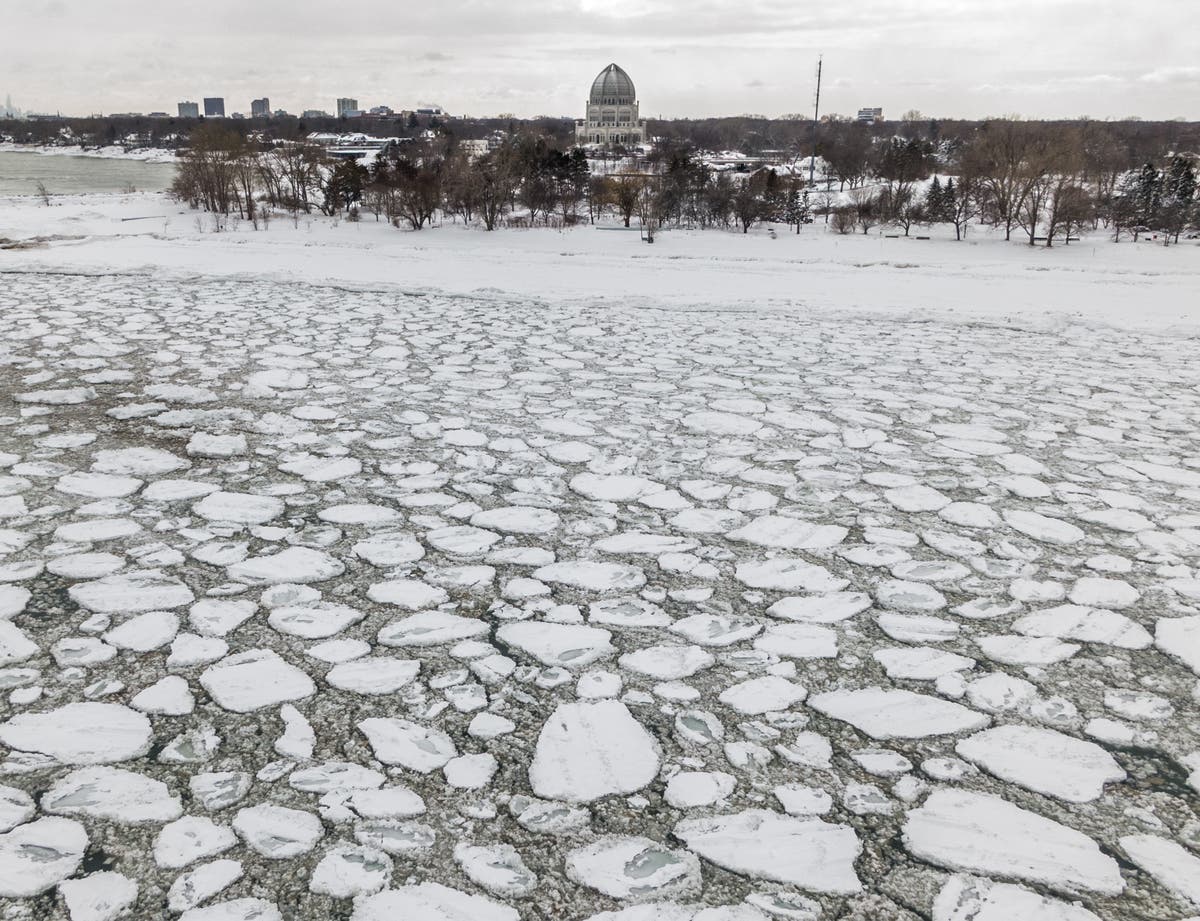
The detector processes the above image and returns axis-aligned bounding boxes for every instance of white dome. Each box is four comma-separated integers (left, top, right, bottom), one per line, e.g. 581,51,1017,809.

590,64,636,104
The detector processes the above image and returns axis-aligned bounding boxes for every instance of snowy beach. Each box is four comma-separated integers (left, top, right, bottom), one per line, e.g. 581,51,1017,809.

1,193,1199,920
0,143,178,164
4,190,1200,334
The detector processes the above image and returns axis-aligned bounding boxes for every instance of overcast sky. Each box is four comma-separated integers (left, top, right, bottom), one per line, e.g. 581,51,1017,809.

4,0,1197,120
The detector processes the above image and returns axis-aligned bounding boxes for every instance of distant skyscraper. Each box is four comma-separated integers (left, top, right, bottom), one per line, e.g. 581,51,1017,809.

336,97,359,117
178,101,200,118
856,107,883,122
203,97,225,117
251,97,270,118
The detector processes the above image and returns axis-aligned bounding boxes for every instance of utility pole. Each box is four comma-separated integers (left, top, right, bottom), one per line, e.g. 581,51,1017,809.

809,56,822,188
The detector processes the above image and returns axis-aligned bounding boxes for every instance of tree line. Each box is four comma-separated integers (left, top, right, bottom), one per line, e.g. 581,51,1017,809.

6,110,1198,163
816,121,1198,244
169,120,1199,244
169,125,811,234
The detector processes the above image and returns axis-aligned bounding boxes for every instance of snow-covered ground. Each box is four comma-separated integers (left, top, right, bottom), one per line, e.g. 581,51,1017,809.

0,142,178,164
3,191,1200,335
1,192,1199,921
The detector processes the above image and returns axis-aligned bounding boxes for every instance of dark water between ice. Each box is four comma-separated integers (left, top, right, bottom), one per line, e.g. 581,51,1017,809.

0,150,178,195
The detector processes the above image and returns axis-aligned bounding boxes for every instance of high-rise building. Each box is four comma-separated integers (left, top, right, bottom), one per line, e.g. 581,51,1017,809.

336,97,359,117
203,97,225,117
178,101,200,118
856,107,883,122
251,97,270,118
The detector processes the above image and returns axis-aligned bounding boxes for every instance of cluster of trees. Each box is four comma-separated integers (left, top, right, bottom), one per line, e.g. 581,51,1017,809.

170,126,815,234
170,119,1199,244
819,121,1200,245
7,109,1200,165
1109,157,1198,242
656,112,1200,163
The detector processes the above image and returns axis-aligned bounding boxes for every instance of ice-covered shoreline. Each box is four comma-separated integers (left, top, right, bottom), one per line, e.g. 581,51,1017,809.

2,189,1199,337
0,142,178,164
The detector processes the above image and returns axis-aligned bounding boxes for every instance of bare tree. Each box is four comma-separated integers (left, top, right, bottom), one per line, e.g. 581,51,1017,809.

474,152,514,231
1044,179,1092,246
849,187,880,234
887,187,925,236
831,206,856,234
517,173,554,225
946,176,981,241
612,175,644,228
938,148,983,241
269,142,326,215
814,187,836,224
256,151,285,208
1016,135,1082,245
170,123,244,215
704,173,735,228
587,175,613,224
392,150,444,230
232,143,258,221
637,178,661,242
442,152,480,224
821,122,872,190
1079,121,1128,228
968,119,1054,241
732,181,762,234
1017,173,1054,245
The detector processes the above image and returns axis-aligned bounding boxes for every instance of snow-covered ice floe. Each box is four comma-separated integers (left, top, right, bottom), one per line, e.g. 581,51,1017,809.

0,270,1197,918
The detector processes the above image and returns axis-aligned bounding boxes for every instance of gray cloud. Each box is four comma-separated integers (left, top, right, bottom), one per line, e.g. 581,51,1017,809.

4,0,1196,120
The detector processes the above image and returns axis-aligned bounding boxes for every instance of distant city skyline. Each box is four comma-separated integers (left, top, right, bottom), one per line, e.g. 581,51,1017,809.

4,0,1198,121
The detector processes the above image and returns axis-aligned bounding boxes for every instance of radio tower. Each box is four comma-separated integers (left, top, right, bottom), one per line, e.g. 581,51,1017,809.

809,56,822,188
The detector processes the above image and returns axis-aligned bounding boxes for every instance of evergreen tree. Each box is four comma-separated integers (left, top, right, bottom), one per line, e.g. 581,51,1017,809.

1165,155,1196,207
1108,171,1143,241
783,187,812,232
938,177,959,225
321,159,369,215
761,170,788,223
1159,156,1196,243
924,176,945,222
784,187,801,229
1135,163,1161,228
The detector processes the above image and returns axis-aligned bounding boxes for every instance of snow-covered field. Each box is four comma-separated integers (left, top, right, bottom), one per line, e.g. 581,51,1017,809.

1,192,1200,921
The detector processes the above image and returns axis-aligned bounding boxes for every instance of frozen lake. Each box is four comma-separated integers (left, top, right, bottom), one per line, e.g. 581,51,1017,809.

0,149,177,195
0,268,1197,920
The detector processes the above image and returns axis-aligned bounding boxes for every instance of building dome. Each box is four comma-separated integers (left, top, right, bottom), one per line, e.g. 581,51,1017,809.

590,63,636,104
577,62,646,147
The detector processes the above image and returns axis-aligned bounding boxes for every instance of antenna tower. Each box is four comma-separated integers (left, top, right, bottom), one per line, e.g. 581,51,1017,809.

809,56,822,187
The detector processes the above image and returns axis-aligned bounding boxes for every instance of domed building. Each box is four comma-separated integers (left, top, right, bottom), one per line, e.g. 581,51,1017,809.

575,63,647,147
